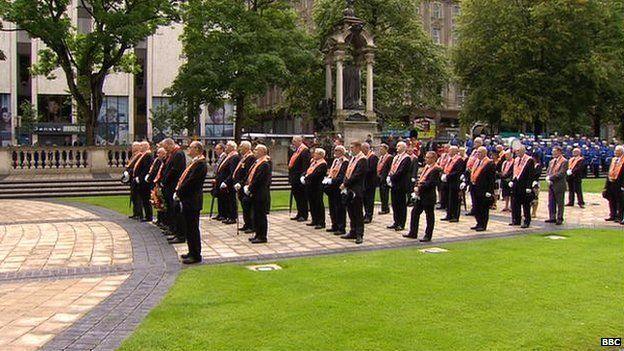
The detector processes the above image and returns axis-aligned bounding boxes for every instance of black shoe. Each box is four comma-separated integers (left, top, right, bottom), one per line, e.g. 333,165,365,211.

394,226,404,231
180,253,189,259
290,216,300,221
620,221,624,225
465,212,475,216
140,218,153,223
387,224,397,229
326,228,337,233
449,219,459,223
605,217,615,222
306,222,316,226
182,256,202,264
579,204,585,209
520,223,529,229
340,233,357,240
129,215,140,219
419,238,432,242
250,238,268,244
545,219,556,223
296,218,307,222
363,218,372,224
213,216,224,221
440,217,450,221
565,203,574,207
403,233,418,239
555,220,563,225
470,226,478,230
168,237,185,244
223,219,237,225
335,230,346,236
244,228,255,234
239,226,249,231
475,227,486,232
314,225,326,230
378,210,389,215
355,236,363,244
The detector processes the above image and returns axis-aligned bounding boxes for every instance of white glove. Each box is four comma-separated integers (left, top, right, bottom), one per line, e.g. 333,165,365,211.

121,171,130,183
220,182,227,189
545,175,551,182
234,183,242,191
243,185,250,196
508,181,513,188
123,170,129,178
460,182,466,190
566,169,572,176
300,176,306,185
441,174,448,183
179,202,183,212
173,192,179,201
144,175,150,182
341,188,348,195
386,176,391,184
411,192,417,200
411,178,416,183
485,192,492,198
532,181,538,187
460,174,466,182
525,188,532,194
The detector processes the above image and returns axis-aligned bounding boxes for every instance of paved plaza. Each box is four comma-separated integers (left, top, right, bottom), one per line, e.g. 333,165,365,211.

0,193,620,350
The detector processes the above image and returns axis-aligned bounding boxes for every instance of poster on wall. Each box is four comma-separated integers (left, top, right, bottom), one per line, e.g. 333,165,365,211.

0,94,11,147
413,117,437,140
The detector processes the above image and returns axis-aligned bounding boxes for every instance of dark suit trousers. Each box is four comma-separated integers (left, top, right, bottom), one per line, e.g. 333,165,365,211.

183,209,201,259
130,185,142,217
474,195,490,229
379,183,390,212
567,177,585,205
252,199,268,240
439,183,448,207
225,190,238,220
363,186,375,220
292,182,308,219
409,201,435,239
511,193,532,225
328,190,346,231
308,188,325,225
139,185,153,220
239,192,254,229
347,194,364,236
216,193,224,218
447,184,461,220
548,187,565,221
391,187,407,227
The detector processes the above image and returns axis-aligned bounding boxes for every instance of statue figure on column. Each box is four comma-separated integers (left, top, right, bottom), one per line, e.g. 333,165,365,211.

343,65,362,109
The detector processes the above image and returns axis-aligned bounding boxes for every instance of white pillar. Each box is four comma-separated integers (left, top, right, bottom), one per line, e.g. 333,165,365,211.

9,22,18,145
325,58,333,100
200,103,207,141
365,52,374,114
145,35,154,142
335,50,345,111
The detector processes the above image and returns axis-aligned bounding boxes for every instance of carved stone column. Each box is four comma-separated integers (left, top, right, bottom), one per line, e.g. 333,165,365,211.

365,52,375,114
325,56,333,100
335,50,345,111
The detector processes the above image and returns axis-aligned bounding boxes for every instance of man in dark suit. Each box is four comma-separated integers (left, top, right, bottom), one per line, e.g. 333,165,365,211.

406,146,419,206
604,145,623,224
124,142,142,220
441,146,465,222
362,142,379,223
212,143,226,221
174,141,207,264
323,145,349,234
509,145,535,228
566,147,585,208
161,138,187,243
146,147,166,227
215,141,240,224
288,136,311,222
132,141,154,222
303,148,328,229
386,141,411,231
546,146,568,225
376,144,393,215
340,140,368,244
405,151,441,241
244,144,272,243
233,141,256,233
466,146,496,231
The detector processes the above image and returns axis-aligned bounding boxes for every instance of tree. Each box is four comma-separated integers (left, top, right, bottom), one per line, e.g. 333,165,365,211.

314,0,449,124
454,0,624,138
0,0,178,145
172,0,317,142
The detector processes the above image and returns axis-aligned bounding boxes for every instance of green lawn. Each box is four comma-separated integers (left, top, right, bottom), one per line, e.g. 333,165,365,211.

119,229,623,351
540,177,604,193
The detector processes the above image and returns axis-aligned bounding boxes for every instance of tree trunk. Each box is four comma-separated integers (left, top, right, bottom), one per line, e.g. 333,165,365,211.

234,93,245,143
591,112,601,138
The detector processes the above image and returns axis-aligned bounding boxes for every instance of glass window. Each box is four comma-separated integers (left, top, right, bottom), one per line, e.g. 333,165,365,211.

0,94,11,146
97,96,129,145
205,102,235,139
37,95,71,123
432,2,442,19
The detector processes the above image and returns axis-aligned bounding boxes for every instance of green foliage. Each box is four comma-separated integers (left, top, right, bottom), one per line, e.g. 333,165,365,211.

454,0,624,135
171,0,318,141
0,0,178,144
314,0,449,122
17,101,39,134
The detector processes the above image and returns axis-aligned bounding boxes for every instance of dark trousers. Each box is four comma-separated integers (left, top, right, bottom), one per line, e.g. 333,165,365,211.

409,201,435,239
446,185,461,220
239,192,254,229
468,186,476,213
548,188,565,221
607,183,623,220
347,194,364,237
308,188,325,225
327,190,346,231
567,177,584,205
391,187,408,227
130,186,142,217
224,190,238,220
363,186,376,220
473,195,490,229
183,209,201,259
379,183,390,212
252,200,268,240
216,194,224,218
292,182,308,220
511,193,532,225
164,188,185,239
139,186,153,220
439,183,448,208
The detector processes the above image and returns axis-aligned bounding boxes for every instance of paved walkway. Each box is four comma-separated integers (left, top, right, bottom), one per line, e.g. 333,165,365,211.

0,193,620,350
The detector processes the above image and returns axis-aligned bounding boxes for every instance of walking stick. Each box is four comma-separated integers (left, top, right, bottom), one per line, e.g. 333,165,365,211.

236,211,240,236
209,194,216,220
288,188,294,216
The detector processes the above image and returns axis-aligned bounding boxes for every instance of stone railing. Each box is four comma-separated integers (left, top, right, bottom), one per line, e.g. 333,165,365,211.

8,146,90,170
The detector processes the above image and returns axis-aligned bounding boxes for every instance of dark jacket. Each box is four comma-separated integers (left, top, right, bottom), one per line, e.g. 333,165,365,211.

288,147,311,183
304,161,328,193
446,157,466,189
389,154,412,191
162,149,187,192
233,153,256,186
177,160,208,212
343,156,368,197
512,157,536,195
324,159,348,193
215,153,240,188
134,152,153,188
147,157,163,184
416,166,442,206
472,161,496,198
377,154,393,182
248,160,272,214
365,153,379,189
409,156,420,182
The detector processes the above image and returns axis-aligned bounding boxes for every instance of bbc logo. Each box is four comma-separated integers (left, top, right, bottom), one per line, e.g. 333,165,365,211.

601,338,622,347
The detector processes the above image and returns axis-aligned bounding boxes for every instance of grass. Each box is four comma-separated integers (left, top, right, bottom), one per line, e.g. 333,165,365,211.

118,229,623,351
540,177,604,194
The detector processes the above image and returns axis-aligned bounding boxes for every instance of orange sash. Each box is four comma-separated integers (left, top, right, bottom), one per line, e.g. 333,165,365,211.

306,159,327,176
175,155,206,191
288,144,308,169
233,151,253,178
127,152,143,169
438,153,450,168
377,154,391,175
466,150,479,169
444,155,462,174
608,156,623,181
247,156,271,185
548,156,566,177
568,156,583,172
418,164,440,186
513,154,530,179
329,157,347,179
502,159,513,176
389,152,408,176
470,157,491,183
133,151,151,173
346,153,365,180
218,151,238,172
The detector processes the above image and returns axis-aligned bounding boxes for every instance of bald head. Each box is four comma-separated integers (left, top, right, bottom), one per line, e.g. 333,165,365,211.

449,145,459,156
254,144,268,157
396,141,407,153
477,146,488,159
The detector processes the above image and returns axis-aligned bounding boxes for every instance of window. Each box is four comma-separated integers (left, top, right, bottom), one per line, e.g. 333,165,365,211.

0,94,11,146
432,2,442,19
431,28,441,44
452,5,461,17
205,102,234,139
38,95,71,123
77,6,92,34
97,96,129,145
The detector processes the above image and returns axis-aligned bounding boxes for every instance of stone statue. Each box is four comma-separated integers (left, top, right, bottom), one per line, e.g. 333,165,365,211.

343,65,361,109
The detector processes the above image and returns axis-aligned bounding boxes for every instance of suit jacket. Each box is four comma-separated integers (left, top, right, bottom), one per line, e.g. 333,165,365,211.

343,157,368,197
378,154,393,183
134,152,153,188
147,158,163,184
162,150,187,192
446,158,466,189
288,148,311,183
567,157,584,179
177,160,208,213
305,162,328,193
324,160,348,193
215,153,240,188
409,157,420,182
512,157,535,194
472,162,496,198
389,155,412,191
416,166,441,206
547,157,568,193
365,154,379,190
248,160,272,213
233,153,256,186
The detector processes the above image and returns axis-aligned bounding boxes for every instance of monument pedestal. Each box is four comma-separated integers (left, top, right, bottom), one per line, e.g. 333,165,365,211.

335,109,378,144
